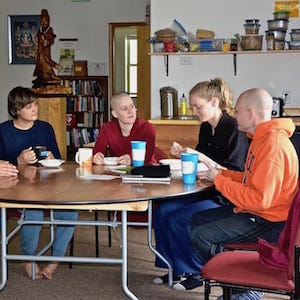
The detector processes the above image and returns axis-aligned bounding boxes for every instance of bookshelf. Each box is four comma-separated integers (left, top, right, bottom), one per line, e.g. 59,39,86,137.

60,76,109,160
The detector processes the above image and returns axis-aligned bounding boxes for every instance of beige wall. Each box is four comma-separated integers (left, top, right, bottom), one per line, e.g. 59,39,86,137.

0,0,146,122
150,0,300,118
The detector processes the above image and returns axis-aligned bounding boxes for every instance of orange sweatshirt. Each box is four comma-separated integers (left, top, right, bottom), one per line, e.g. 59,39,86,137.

214,118,299,222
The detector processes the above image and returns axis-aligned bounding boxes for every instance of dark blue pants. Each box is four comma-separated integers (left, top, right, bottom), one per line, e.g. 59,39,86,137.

191,205,285,268
154,195,220,276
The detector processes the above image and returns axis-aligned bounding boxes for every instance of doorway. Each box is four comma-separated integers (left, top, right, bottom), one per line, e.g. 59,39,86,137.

109,22,151,120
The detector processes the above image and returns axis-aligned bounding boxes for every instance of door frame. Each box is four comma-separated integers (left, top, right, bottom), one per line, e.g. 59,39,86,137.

109,22,150,120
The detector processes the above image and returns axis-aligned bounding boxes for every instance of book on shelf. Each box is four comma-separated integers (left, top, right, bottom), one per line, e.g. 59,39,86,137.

68,128,99,148
66,113,77,127
70,111,101,128
66,131,71,146
70,79,104,97
67,95,103,113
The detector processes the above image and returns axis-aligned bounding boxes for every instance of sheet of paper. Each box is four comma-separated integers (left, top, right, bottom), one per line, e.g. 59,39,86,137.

121,175,171,184
198,162,209,172
186,147,218,168
105,165,131,174
81,174,120,180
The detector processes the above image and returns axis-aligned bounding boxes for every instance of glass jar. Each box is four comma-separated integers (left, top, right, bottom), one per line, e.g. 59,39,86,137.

266,32,275,50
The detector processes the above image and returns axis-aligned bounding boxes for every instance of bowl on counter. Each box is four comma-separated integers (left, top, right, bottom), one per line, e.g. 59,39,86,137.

241,35,263,50
290,32,300,41
267,19,289,31
288,40,300,50
273,40,286,50
265,30,286,41
245,19,260,25
273,10,290,20
244,23,261,34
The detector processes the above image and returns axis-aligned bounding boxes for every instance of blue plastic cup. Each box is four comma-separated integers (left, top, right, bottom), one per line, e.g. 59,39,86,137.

181,153,198,185
131,141,146,167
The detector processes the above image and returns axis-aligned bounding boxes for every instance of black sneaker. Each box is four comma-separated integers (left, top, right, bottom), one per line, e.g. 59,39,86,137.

153,273,185,285
172,274,203,291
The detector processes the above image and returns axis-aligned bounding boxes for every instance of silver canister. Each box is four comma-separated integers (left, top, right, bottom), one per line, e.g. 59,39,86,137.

160,86,178,118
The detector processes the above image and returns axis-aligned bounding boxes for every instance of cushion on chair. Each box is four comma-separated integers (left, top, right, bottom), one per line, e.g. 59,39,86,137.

258,190,300,279
224,242,260,251
201,250,295,292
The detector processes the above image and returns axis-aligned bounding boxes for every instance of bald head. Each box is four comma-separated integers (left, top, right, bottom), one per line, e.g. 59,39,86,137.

110,92,132,110
234,88,274,134
237,88,273,121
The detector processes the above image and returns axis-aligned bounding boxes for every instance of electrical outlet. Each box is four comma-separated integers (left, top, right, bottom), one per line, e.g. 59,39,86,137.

282,91,291,104
180,57,193,65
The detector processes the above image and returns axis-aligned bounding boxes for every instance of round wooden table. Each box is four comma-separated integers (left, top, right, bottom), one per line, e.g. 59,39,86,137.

0,162,212,299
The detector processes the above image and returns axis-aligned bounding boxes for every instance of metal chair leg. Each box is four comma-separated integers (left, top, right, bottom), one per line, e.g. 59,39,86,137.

94,211,99,257
107,211,112,247
69,236,74,269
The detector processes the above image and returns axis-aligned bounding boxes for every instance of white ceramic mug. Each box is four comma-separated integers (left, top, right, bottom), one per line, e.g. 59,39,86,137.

75,148,93,167
75,167,92,178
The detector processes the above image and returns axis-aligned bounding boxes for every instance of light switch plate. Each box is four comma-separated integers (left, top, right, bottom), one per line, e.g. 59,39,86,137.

88,62,107,76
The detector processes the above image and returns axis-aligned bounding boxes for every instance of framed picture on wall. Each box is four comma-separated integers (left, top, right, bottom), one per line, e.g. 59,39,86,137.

8,15,40,64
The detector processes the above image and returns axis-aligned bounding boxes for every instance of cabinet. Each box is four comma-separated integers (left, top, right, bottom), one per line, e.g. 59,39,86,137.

37,95,67,161
60,76,108,160
149,118,201,155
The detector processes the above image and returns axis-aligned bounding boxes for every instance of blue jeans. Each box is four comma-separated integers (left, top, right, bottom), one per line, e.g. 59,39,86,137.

21,209,78,256
191,205,285,267
154,195,221,276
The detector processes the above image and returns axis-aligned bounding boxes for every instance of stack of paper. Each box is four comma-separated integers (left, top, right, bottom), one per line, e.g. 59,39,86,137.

121,175,171,184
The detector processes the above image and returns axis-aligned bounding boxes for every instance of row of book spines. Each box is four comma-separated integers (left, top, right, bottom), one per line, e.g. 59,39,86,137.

67,128,99,148
67,112,104,129
67,96,105,112
70,80,104,96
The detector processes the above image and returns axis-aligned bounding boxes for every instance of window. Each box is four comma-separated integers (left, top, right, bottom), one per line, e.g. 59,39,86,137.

125,35,137,98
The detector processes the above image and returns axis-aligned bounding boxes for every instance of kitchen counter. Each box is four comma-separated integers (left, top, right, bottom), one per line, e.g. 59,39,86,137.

150,112,300,156
149,117,201,126
149,117,201,155
284,108,300,127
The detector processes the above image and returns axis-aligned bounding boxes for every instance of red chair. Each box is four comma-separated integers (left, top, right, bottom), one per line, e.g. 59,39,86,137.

201,190,300,300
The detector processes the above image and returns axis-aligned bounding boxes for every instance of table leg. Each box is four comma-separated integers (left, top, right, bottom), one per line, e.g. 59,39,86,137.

121,210,138,300
0,208,8,291
147,200,173,287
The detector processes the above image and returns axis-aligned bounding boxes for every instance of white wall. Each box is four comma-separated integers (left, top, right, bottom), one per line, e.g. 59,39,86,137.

150,0,300,118
0,0,146,122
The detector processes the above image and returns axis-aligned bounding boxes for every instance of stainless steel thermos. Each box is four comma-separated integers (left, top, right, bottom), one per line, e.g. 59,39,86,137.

160,86,178,118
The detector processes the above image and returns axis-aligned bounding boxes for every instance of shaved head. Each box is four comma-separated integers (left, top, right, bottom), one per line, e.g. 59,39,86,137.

110,93,132,110
235,88,273,134
237,88,273,120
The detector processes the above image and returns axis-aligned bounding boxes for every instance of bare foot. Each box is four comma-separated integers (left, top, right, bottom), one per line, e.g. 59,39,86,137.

22,262,42,279
41,263,59,280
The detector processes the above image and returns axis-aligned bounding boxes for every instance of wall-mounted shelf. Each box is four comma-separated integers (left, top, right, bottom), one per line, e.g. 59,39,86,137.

150,50,300,76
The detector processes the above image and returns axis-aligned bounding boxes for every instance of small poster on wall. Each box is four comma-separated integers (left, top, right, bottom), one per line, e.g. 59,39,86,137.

8,15,40,64
59,48,75,76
